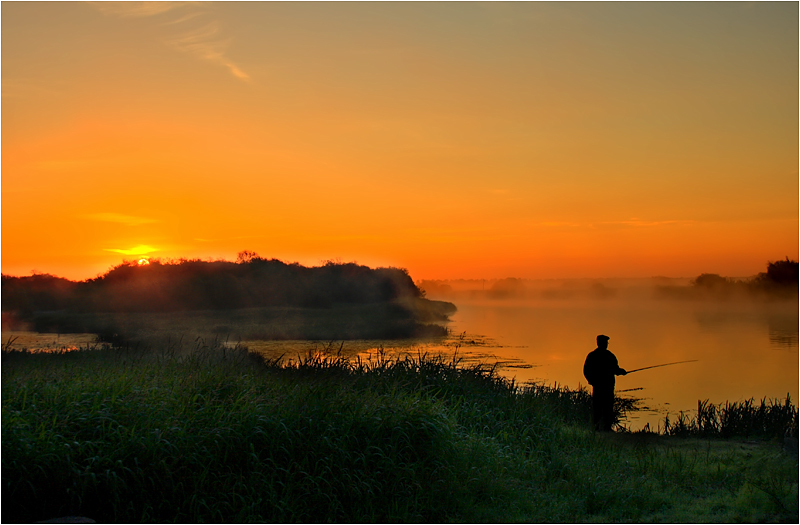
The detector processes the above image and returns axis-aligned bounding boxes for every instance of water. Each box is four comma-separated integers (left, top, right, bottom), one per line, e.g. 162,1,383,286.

1,332,101,353
233,288,797,430
434,291,799,430
4,283,796,430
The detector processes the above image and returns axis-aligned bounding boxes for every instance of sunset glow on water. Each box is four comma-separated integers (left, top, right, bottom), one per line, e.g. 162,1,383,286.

227,282,798,431
440,295,798,431
1,332,101,354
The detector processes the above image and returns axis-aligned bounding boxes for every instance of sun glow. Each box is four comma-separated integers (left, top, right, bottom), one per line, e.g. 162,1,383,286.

137,258,150,266
1,3,797,281
104,245,158,256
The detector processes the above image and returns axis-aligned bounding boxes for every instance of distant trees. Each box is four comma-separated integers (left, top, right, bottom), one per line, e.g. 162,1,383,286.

416,280,453,298
689,257,798,298
1,273,78,314
691,273,731,290
1,256,425,315
488,278,526,299
236,250,261,264
758,257,799,287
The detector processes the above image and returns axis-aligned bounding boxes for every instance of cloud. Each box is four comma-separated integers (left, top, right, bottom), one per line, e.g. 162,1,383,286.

91,2,249,81
164,11,207,26
90,2,189,19
104,245,159,255
165,22,250,80
191,235,262,243
540,221,582,227
85,213,159,226
539,219,694,229
598,218,694,228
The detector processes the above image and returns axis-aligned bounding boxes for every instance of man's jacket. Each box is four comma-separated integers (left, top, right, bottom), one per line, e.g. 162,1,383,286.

583,348,623,388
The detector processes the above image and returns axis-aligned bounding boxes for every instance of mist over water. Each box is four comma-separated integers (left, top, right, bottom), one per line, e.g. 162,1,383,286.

423,278,799,430
3,266,795,432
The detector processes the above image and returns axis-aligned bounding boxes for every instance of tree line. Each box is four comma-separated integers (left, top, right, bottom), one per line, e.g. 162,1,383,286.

690,257,798,297
1,252,425,315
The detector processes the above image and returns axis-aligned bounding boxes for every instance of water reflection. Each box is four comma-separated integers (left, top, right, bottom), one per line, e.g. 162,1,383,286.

234,284,797,430
3,282,795,432
438,294,798,430
233,333,533,372
768,314,799,348
1,332,100,353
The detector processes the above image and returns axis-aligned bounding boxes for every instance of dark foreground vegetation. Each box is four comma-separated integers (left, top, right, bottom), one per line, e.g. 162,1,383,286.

2,342,797,523
1,253,456,342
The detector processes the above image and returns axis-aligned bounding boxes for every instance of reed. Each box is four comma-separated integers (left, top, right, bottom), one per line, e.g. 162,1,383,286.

2,341,797,523
663,396,798,439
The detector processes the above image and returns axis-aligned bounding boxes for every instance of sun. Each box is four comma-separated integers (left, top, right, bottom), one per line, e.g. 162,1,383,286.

137,257,150,266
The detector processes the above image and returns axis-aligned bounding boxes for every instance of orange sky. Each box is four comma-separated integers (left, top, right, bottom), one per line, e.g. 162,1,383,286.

2,2,797,281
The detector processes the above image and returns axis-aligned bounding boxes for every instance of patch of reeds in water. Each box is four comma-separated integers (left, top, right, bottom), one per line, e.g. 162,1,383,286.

663,397,799,439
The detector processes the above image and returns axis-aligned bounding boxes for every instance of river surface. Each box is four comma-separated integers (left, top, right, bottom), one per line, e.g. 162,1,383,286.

4,289,797,431
235,291,798,430
437,295,798,430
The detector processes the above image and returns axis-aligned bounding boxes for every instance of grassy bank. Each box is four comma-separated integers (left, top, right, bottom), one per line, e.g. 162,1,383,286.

2,342,797,523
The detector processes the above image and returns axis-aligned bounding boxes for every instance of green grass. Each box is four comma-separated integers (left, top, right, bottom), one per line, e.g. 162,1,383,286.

2,341,797,523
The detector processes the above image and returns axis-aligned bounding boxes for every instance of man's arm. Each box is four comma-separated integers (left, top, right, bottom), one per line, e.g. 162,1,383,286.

612,354,626,376
583,354,596,385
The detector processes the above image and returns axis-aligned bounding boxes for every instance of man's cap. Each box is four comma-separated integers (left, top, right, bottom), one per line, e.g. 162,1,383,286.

597,334,610,344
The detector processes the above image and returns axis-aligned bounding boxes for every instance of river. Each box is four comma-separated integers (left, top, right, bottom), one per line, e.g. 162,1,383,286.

3,279,797,431
239,283,797,430
423,280,799,430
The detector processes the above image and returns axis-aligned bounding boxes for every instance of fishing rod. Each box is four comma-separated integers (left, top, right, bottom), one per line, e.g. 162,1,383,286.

625,359,698,374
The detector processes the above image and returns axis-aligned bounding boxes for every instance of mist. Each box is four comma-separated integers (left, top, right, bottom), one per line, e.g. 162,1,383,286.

418,258,799,304
415,262,798,430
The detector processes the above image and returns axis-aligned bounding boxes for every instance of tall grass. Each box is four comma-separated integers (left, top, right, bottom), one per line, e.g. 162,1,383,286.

664,397,798,439
3,341,797,523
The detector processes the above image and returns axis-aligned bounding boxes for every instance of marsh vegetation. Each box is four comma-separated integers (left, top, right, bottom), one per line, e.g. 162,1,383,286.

2,257,797,521
2,341,797,523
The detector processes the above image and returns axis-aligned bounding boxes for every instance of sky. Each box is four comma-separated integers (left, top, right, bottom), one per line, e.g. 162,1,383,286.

2,1,798,281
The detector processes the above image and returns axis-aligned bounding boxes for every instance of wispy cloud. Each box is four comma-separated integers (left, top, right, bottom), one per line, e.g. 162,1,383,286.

597,218,694,228
539,218,694,229
165,21,250,80
85,213,159,226
164,11,207,26
90,2,189,19
91,2,249,81
540,221,582,228
104,245,159,255
191,235,262,243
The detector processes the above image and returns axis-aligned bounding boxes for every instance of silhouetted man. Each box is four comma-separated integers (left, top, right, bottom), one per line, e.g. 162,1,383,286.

583,335,626,432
